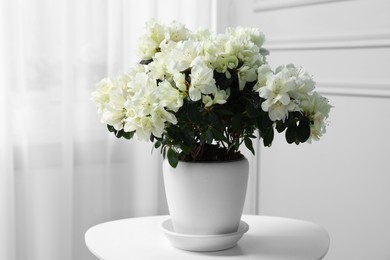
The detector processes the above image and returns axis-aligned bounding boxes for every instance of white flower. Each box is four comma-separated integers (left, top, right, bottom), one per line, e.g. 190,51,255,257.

123,73,158,139
137,20,166,60
238,65,257,90
212,54,238,78
123,72,178,141
147,52,169,80
224,38,244,60
201,35,226,64
166,40,201,73
165,21,191,42
192,28,213,41
157,80,184,112
173,72,187,92
101,87,127,130
257,70,297,121
276,64,315,100
189,57,217,101
202,88,230,108
301,92,332,142
127,63,147,80
254,64,272,91
125,73,157,114
147,40,176,80
93,20,331,149
91,77,113,115
151,106,177,131
226,27,265,48
125,116,156,141
224,33,265,68
91,76,130,130
255,64,319,122
225,39,258,65
137,36,160,60
159,38,177,53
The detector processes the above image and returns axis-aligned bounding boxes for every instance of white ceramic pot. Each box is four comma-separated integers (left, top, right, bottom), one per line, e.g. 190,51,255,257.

163,157,249,235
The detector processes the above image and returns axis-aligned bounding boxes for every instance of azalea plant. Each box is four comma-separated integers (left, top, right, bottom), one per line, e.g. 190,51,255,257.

92,20,332,167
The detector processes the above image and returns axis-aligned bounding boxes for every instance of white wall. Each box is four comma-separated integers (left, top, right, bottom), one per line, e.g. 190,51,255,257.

222,0,390,259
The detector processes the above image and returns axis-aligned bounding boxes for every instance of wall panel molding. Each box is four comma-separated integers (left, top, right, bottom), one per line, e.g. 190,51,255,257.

253,0,351,12
317,81,390,98
265,31,390,50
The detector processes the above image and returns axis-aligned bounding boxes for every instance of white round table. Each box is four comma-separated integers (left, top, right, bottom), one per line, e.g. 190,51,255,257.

85,215,329,260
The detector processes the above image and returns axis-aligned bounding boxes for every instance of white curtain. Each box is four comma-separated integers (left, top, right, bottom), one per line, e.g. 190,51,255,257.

0,0,215,259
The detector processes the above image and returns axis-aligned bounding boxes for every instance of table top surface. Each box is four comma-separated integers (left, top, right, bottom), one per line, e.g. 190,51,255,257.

85,215,329,260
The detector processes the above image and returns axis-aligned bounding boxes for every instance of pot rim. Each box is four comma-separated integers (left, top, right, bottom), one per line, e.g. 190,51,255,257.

165,155,247,164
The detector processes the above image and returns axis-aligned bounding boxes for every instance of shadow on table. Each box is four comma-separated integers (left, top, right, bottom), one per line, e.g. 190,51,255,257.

189,233,323,259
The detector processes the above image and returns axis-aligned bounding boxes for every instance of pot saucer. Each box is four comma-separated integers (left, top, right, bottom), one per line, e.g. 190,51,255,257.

160,219,249,252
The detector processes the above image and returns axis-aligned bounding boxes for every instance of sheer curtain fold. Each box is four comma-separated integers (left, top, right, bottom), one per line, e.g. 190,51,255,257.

1,1,16,259
0,0,215,259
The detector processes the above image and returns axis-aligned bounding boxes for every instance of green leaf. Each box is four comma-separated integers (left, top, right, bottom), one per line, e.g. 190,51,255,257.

297,118,311,143
234,138,240,151
122,131,135,140
244,137,255,155
154,141,162,149
167,148,179,168
232,113,243,132
115,130,123,138
205,129,214,144
107,125,115,132
259,48,269,56
246,103,260,118
182,128,195,146
162,147,167,158
214,71,233,90
210,127,229,143
179,143,191,155
247,133,257,139
262,127,274,147
140,59,153,65
275,121,287,133
208,111,220,126
215,109,234,116
199,133,206,144
285,124,297,144
187,104,202,124
262,115,273,129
